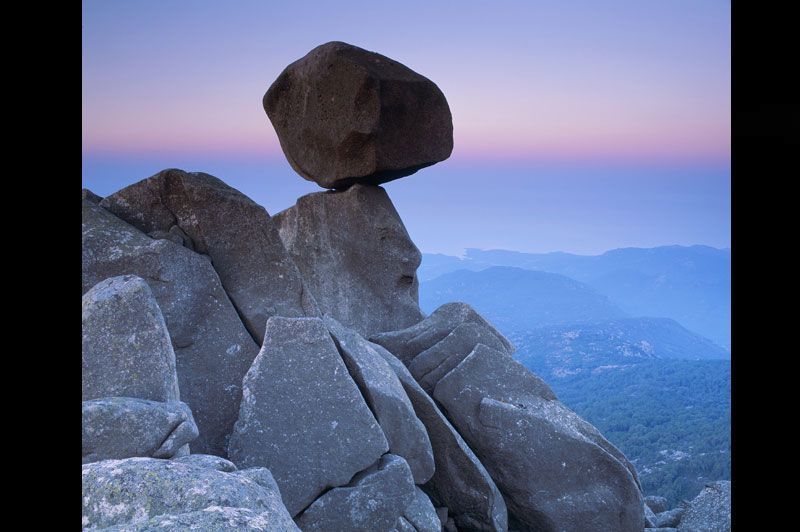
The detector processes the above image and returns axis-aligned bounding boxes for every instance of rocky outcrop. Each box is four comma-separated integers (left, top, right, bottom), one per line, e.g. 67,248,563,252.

100,506,300,531
294,454,416,531
82,275,179,403
227,317,388,516
173,454,237,472
678,481,731,531
264,41,453,189
82,188,102,204
646,495,669,514
433,343,644,531
82,200,259,456
81,458,296,530
100,169,317,343
82,398,197,464
403,487,441,532
652,507,686,528
273,184,423,337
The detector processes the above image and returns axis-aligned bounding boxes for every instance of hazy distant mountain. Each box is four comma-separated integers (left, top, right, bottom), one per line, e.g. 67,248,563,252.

419,266,627,332
418,245,731,348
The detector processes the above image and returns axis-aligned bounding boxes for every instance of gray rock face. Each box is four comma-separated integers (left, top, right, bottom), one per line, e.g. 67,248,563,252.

82,275,179,403
294,454,416,531
403,487,441,532
228,317,388,516
273,185,423,337
82,188,102,204
173,454,238,472
324,316,434,484
646,495,669,514
264,41,453,190
100,169,317,343
678,481,731,531
99,505,300,531
82,398,197,464
82,200,259,456
371,302,513,366
653,508,686,528
433,344,643,532
370,340,508,531
81,458,295,530
409,321,512,393
645,502,659,528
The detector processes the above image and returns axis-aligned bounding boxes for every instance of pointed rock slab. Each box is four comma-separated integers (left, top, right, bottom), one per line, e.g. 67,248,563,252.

433,344,644,532
371,302,513,366
82,458,296,530
100,169,318,343
370,340,508,531
228,317,388,516
82,188,102,204
82,275,180,403
82,398,198,464
324,316,434,484
295,454,416,531
678,481,730,531
264,41,453,189
82,200,259,456
273,184,423,337
100,506,301,531
410,321,512,393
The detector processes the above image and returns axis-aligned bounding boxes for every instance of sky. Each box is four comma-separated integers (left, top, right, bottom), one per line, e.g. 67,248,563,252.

82,0,730,256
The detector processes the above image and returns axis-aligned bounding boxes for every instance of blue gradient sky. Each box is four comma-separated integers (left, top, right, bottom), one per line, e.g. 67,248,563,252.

82,0,730,255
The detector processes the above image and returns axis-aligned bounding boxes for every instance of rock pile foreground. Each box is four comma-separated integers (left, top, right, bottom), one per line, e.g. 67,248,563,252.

81,41,729,531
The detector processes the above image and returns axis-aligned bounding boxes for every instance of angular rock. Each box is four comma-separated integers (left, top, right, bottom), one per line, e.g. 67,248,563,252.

434,344,643,531
324,316,434,484
645,502,659,528
371,302,513,366
82,200,259,456
82,398,197,464
82,188,102,204
81,458,295,530
294,454,416,531
100,169,317,343
370,340,507,531
653,508,686,528
228,317,388,516
264,41,453,189
100,505,300,531
646,495,669,514
82,275,179,403
273,185,423,337
393,517,418,532
173,454,238,472
403,487,441,532
410,321,512,393
678,481,730,531
232,468,283,494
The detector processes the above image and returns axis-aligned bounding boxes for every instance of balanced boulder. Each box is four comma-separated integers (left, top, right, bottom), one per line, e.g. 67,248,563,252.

100,169,317,343
82,200,259,456
227,317,388,516
264,41,453,189
273,184,423,337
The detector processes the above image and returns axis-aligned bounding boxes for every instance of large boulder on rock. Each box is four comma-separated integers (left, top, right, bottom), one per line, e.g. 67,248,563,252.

264,41,453,189
82,398,197,463
228,317,388,516
433,343,644,531
678,481,731,531
82,199,259,456
100,169,317,343
371,302,513,366
294,454,416,531
100,505,300,531
81,457,296,530
370,340,508,531
82,275,179,403
273,184,423,337
324,316,434,484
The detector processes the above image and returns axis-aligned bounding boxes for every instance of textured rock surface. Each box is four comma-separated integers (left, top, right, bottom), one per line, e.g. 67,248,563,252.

81,458,295,530
646,495,669,514
294,454,416,531
324,316,434,484
652,508,686,528
370,340,507,531
678,481,730,531
82,188,102,204
100,169,317,343
371,302,513,366
82,200,259,456
403,487,441,532
645,502,659,528
228,317,388,516
82,398,197,464
273,185,423,337
173,454,237,472
434,344,643,531
264,41,453,189
99,505,300,531
82,275,179,403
